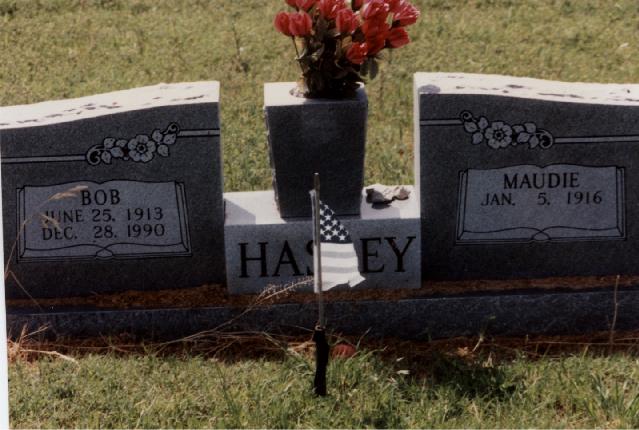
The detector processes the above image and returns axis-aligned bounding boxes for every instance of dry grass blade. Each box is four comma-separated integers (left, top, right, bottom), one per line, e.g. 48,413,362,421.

5,270,43,310
146,279,313,355
18,349,79,365
609,274,621,354
39,213,60,230
49,185,88,201
4,184,90,305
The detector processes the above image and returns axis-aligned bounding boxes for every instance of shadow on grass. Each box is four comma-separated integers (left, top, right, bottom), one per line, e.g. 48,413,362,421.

427,351,516,399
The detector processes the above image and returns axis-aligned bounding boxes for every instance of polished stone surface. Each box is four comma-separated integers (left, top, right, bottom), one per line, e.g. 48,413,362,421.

264,82,367,218
415,73,639,280
8,286,638,340
0,82,225,299
224,189,420,294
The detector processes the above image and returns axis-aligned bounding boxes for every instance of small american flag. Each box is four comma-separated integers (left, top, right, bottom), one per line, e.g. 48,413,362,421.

315,199,365,292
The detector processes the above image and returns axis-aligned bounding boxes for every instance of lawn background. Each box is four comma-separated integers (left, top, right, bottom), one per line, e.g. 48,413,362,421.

3,0,638,191
2,0,639,428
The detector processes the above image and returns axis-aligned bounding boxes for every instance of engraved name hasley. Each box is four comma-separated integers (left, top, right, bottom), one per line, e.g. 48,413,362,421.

457,164,625,244
17,180,192,261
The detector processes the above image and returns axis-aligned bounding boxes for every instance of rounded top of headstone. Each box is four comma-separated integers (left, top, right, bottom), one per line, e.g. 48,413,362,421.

0,81,220,130
414,73,639,106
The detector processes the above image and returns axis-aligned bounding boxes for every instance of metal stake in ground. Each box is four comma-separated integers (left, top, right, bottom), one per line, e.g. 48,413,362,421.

310,173,329,396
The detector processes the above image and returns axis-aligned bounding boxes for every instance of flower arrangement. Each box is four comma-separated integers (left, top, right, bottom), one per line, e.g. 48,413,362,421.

274,0,420,98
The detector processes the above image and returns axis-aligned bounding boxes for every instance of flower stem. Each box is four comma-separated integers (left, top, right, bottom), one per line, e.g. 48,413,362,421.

291,37,305,75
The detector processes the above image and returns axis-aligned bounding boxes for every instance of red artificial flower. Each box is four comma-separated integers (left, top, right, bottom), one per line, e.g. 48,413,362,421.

361,18,389,54
384,0,403,13
387,26,409,48
361,16,389,36
274,12,293,36
346,42,368,64
286,0,297,7
296,0,316,11
367,34,386,54
351,0,364,10
336,8,359,34
318,0,346,19
288,11,313,36
360,0,389,20
393,1,419,26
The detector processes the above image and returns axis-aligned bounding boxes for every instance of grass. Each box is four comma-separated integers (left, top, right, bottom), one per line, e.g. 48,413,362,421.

8,333,639,428
2,0,638,191
3,0,639,427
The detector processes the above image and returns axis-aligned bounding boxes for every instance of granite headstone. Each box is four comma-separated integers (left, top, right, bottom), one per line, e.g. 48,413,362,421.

415,73,639,280
224,189,420,294
0,82,224,299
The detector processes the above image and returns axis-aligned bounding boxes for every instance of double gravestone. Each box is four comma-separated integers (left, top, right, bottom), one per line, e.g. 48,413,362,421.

415,73,639,281
0,82,224,299
6,73,639,340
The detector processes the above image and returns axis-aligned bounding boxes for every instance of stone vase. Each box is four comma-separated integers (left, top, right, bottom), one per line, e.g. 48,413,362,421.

264,82,368,218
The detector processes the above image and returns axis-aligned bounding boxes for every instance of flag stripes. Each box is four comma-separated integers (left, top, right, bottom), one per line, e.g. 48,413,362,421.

316,201,365,291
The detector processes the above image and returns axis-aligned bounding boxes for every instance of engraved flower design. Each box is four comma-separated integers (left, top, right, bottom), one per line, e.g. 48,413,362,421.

99,137,128,164
484,121,513,149
150,127,177,158
127,135,157,163
464,116,489,145
512,123,539,147
459,110,554,150
85,122,181,166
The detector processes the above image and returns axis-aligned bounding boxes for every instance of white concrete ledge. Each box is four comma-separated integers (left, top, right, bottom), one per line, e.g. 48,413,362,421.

415,72,639,106
0,81,220,129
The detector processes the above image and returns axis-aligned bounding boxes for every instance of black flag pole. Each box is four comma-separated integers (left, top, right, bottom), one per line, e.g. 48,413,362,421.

311,172,329,396
313,173,326,328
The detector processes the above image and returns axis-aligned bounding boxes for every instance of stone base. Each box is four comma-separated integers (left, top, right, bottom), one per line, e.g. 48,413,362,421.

224,189,420,294
7,287,638,340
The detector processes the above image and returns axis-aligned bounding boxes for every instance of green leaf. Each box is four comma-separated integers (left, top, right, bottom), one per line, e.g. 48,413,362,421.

311,45,325,62
315,15,328,39
360,58,370,76
369,59,379,80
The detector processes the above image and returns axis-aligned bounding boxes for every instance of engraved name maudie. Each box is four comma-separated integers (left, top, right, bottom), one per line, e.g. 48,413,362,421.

17,180,191,261
457,164,625,244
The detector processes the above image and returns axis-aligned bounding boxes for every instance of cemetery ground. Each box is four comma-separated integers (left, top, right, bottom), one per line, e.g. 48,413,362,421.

2,0,639,427
8,330,639,428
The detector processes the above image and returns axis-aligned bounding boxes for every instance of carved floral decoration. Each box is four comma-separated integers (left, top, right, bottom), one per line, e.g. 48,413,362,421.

460,110,554,150
86,123,180,165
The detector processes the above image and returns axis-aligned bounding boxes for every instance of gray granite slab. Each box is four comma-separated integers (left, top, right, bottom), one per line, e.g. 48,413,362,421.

0,82,225,299
7,287,638,340
264,82,367,218
224,189,420,294
415,73,639,280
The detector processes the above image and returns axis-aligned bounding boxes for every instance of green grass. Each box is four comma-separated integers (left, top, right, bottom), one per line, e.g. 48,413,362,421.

9,339,639,428
3,0,639,427
2,0,638,191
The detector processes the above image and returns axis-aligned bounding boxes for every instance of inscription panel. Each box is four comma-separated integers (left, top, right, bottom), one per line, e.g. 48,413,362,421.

17,180,191,262
457,165,625,244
